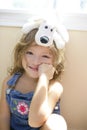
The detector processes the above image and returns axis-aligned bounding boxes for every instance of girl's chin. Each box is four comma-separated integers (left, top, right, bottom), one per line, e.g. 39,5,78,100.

26,71,39,79
30,74,39,79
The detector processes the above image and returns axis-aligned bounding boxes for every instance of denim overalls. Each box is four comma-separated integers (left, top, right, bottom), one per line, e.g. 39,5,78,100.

6,73,60,130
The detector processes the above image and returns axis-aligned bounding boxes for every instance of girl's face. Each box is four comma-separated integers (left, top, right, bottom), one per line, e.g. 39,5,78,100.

22,42,54,79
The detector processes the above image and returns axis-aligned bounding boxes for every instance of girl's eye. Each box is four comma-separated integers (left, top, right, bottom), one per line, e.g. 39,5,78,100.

42,55,50,58
26,51,33,55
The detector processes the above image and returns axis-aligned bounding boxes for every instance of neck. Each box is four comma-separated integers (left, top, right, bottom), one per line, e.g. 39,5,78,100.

23,72,38,84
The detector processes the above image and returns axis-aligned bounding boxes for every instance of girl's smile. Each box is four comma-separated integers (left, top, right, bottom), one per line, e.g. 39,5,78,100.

28,66,38,71
22,43,54,78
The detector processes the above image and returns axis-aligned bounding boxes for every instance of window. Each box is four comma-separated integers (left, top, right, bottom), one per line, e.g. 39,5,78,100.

0,0,54,11
0,0,87,13
55,0,87,13
0,0,87,30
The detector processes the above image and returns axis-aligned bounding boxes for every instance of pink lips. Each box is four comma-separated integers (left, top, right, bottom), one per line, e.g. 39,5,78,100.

28,66,38,71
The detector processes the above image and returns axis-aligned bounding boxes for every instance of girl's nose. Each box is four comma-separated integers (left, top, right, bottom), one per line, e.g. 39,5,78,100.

33,56,41,65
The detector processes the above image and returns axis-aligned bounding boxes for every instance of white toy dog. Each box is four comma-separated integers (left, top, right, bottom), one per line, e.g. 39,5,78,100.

22,15,69,49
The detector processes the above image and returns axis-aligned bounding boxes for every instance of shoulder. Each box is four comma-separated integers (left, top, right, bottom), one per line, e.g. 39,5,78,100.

2,75,12,90
0,76,12,117
49,80,63,97
0,75,12,103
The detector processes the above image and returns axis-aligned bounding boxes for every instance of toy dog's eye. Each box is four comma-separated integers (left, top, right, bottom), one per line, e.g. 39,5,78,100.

45,26,48,29
50,29,53,32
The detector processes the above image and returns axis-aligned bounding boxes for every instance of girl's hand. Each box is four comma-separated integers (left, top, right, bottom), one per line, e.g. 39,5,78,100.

39,63,55,80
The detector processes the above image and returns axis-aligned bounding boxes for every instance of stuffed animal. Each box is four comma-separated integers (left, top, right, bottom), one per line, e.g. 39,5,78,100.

22,14,69,49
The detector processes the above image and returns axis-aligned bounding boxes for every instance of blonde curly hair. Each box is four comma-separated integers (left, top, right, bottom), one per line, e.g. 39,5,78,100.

9,29,65,80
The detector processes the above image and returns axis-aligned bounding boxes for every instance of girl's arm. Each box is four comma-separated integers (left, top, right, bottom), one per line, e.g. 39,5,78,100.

0,77,11,130
28,64,63,128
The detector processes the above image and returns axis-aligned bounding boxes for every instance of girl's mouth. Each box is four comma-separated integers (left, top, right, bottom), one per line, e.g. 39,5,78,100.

28,66,38,71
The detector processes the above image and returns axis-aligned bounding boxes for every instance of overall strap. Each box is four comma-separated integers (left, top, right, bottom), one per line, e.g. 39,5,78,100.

7,72,22,87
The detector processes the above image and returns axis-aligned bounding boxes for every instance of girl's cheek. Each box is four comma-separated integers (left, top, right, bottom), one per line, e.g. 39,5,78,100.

24,55,30,62
22,56,28,66
46,58,53,64
41,56,53,63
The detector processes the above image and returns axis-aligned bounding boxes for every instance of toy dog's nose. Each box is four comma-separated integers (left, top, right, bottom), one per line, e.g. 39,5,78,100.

40,36,49,44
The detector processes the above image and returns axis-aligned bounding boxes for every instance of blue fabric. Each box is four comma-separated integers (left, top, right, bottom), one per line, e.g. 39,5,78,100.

6,73,60,130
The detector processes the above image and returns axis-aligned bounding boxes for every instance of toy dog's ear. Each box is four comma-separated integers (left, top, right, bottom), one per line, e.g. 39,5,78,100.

22,22,39,34
22,18,43,34
54,24,69,49
54,32,65,49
